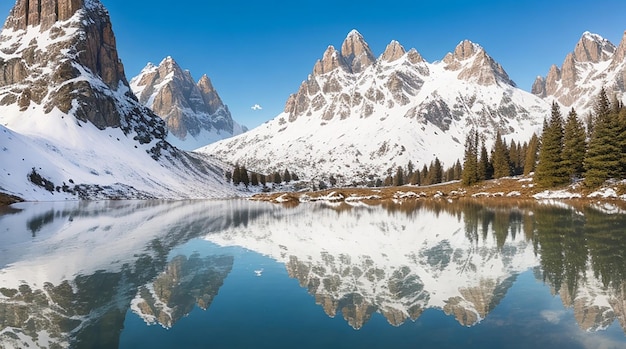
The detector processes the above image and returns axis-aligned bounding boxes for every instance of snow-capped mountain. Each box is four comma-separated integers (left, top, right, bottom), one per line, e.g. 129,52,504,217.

198,30,548,184
532,31,626,112
0,0,238,200
130,57,247,150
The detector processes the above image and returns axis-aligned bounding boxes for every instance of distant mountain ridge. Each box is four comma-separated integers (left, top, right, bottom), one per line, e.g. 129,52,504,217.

199,30,548,185
532,31,626,112
130,57,247,150
0,0,239,200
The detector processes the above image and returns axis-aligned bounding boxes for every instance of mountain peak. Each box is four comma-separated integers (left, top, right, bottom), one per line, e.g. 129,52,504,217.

443,40,514,87
381,40,406,62
611,31,626,67
313,45,344,75
452,40,481,61
340,29,375,73
574,31,615,63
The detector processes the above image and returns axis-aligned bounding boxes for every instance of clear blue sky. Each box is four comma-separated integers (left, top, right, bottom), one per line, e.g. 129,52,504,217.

1,1,626,128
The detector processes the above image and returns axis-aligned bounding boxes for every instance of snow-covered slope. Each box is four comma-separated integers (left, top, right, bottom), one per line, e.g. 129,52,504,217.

199,30,548,184
532,31,626,113
0,0,238,200
130,57,247,151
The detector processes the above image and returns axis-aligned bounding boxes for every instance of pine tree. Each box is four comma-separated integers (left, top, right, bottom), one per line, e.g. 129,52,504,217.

240,165,250,187
562,108,587,180
429,158,443,184
477,139,490,181
453,160,463,181
394,166,404,186
584,89,621,187
283,169,292,183
232,164,241,185
509,140,519,175
523,133,539,175
535,102,569,187
619,105,626,177
273,171,282,184
250,172,259,186
421,165,429,185
462,130,479,185
492,132,511,179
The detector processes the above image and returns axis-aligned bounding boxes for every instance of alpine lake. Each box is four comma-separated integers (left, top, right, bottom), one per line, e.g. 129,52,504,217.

1,198,626,349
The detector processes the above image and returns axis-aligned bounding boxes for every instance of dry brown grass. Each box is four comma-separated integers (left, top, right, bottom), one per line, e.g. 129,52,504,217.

251,176,626,208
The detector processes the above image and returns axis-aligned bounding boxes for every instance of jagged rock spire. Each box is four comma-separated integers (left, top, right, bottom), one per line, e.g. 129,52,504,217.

313,45,344,75
573,31,615,63
340,29,375,73
381,40,406,62
4,0,84,32
443,40,514,86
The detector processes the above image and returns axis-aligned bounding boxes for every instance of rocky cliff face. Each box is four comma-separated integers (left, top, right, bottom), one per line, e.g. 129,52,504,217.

533,31,626,112
130,57,246,150
0,0,158,134
200,30,547,184
0,0,238,200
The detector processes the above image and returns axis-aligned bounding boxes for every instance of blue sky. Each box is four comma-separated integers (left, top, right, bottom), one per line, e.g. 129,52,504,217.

1,1,626,128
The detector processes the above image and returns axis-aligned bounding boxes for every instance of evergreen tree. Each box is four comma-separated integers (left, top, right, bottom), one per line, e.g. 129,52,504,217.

393,166,404,186
462,130,479,185
407,160,415,179
409,170,421,185
428,158,443,184
523,133,539,176
492,131,511,179
283,169,292,183
273,171,282,184
232,164,241,185
421,165,429,185
619,105,626,176
250,172,259,186
584,89,621,187
562,108,587,180
509,140,519,175
240,165,250,187
259,174,267,186
453,160,463,181
477,139,487,181
535,102,569,187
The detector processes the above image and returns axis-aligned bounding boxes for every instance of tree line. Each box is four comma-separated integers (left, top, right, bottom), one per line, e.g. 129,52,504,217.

226,164,299,187
462,88,626,188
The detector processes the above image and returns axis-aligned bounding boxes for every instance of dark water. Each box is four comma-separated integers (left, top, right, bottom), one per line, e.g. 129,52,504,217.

0,199,625,349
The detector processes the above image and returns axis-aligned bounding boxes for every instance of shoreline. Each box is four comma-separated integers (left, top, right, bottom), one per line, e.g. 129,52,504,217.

250,177,626,208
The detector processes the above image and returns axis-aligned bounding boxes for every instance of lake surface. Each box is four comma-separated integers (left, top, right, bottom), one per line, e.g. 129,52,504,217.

0,199,625,349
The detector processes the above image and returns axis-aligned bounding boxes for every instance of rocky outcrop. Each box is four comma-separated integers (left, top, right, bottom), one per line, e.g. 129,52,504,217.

444,40,515,86
380,40,406,62
4,0,83,32
534,31,626,113
130,57,246,149
340,30,376,74
0,0,163,139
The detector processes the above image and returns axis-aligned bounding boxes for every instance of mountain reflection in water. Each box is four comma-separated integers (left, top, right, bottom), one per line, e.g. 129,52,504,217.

0,199,625,348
